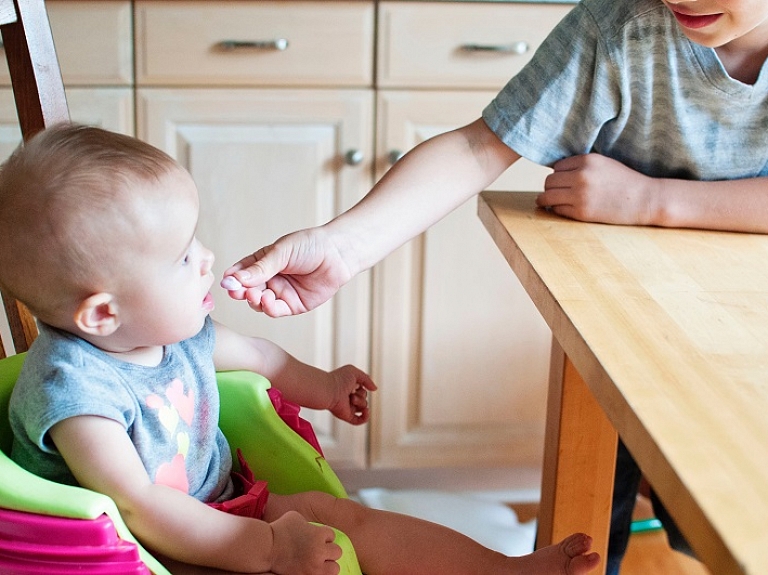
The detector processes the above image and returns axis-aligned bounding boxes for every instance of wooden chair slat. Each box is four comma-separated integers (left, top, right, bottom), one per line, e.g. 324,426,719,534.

0,0,69,357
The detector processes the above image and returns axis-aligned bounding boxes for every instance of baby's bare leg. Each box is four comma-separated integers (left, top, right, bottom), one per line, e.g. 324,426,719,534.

264,492,599,575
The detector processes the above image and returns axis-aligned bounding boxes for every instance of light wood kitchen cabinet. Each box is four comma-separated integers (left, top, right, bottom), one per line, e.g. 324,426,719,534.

134,1,375,468
372,90,553,469
0,0,134,153
371,2,573,469
134,1,373,87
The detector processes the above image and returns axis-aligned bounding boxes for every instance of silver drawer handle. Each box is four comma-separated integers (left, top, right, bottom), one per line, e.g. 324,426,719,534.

215,39,289,52
460,41,529,55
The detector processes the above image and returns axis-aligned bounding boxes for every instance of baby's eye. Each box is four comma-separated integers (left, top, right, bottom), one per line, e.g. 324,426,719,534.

182,254,191,266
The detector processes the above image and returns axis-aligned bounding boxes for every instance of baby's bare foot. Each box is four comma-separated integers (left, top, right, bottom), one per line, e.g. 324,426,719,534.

512,533,600,575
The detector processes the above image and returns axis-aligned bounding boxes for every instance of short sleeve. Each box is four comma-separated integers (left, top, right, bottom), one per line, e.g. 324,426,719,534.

10,327,136,484
482,2,621,166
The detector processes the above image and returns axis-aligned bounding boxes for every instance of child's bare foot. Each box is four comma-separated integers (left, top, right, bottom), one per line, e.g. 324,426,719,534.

512,533,600,575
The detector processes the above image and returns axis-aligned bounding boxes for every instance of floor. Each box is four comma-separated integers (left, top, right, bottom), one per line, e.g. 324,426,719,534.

511,496,710,575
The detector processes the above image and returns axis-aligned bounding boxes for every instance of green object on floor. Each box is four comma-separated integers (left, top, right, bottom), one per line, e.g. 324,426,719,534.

630,517,663,533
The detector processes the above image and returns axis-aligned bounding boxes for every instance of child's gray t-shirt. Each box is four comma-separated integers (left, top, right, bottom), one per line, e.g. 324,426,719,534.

482,0,768,180
10,316,234,503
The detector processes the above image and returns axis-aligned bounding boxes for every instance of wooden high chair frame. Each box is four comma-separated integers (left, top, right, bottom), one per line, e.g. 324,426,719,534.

0,0,69,359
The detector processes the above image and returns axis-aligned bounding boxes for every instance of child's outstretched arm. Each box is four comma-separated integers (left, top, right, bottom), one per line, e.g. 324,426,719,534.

222,118,520,317
538,153,768,233
213,320,376,424
49,415,342,574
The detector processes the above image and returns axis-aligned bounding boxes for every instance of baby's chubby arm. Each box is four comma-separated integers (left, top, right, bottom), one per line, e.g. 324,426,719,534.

49,415,342,574
213,320,376,425
537,153,768,233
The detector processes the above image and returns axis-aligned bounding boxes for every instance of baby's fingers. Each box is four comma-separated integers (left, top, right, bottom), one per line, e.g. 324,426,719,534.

351,389,369,410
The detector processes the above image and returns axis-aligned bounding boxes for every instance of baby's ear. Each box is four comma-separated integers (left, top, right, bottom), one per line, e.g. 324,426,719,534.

73,293,121,336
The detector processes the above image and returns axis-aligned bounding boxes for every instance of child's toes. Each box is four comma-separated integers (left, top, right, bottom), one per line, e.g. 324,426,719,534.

561,533,593,557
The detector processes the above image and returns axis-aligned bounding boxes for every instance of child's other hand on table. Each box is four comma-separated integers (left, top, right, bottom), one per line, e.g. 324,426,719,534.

537,153,657,226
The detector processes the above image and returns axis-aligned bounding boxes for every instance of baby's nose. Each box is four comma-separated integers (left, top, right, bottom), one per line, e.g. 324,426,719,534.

201,246,215,274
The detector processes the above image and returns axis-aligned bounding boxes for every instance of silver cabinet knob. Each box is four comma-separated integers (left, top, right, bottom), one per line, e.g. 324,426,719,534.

388,150,404,165
344,149,364,166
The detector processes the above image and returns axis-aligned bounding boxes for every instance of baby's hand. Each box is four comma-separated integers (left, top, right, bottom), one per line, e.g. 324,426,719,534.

269,511,341,575
328,365,377,425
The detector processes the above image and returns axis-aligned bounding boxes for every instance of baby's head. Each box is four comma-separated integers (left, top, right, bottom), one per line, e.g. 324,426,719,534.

0,124,207,339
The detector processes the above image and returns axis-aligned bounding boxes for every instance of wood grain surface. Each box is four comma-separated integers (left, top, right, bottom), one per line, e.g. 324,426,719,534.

479,191,768,574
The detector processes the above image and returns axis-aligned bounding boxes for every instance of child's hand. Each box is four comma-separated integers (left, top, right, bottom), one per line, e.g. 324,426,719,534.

537,153,657,226
269,511,342,575
221,226,355,318
328,365,377,425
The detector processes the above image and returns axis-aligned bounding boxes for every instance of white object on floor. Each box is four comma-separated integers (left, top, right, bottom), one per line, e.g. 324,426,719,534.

357,488,537,557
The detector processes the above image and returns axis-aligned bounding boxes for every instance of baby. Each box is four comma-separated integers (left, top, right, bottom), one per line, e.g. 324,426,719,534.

0,124,598,574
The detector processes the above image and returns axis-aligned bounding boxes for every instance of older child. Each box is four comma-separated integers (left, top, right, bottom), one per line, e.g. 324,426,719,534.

222,0,768,571
0,124,598,574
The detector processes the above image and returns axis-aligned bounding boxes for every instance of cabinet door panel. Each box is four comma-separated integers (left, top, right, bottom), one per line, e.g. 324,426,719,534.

0,88,134,158
372,90,551,468
137,88,374,468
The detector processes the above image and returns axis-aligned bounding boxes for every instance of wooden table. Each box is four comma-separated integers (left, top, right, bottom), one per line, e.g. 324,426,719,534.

478,191,768,575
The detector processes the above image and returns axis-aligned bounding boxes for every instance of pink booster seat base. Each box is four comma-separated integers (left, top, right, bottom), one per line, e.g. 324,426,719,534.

0,507,149,574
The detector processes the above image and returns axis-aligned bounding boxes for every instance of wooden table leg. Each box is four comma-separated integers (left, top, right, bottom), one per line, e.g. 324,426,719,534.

536,338,618,574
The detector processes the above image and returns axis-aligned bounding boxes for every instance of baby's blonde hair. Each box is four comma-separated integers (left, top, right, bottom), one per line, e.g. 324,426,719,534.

0,123,181,323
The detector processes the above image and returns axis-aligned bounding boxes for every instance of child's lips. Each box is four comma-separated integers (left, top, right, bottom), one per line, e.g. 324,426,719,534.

671,10,722,30
202,292,215,310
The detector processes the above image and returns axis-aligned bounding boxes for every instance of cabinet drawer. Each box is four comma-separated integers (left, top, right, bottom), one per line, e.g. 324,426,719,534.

378,2,573,89
0,1,133,87
135,1,374,87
